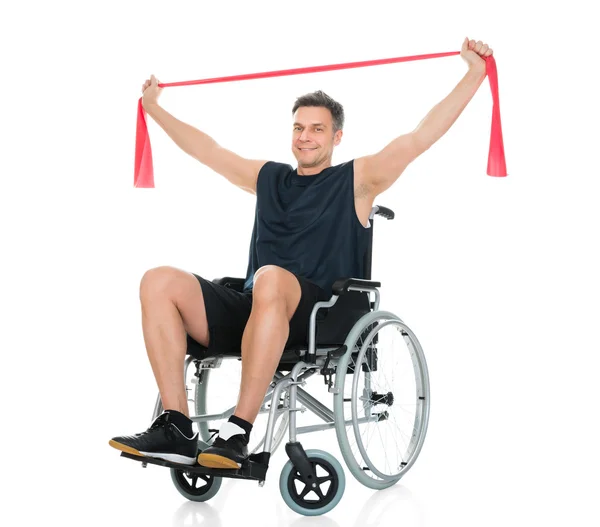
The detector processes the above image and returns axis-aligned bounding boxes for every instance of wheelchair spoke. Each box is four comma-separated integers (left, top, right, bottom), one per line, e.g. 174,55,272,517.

187,473,211,490
365,367,411,465
298,483,312,500
313,485,325,500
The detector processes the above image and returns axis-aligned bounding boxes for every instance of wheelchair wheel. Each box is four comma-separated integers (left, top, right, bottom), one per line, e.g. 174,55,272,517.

279,449,345,516
171,460,222,502
171,469,221,502
333,310,430,490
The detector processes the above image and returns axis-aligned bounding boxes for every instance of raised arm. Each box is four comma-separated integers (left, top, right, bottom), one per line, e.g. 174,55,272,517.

141,75,266,194
356,38,493,196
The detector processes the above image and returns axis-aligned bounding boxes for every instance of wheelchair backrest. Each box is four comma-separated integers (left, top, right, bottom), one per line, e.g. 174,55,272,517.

315,204,394,346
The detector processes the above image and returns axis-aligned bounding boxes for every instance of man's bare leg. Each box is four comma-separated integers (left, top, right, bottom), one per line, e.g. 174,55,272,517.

196,265,303,468
140,266,210,417
233,265,302,424
109,267,210,464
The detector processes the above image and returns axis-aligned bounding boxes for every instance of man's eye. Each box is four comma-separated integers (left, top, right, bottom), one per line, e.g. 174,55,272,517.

316,128,322,132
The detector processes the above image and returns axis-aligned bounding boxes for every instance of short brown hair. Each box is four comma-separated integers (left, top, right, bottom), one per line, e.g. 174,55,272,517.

292,90,345,132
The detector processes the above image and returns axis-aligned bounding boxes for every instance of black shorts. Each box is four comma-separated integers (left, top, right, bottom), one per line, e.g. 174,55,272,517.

189,272,329,358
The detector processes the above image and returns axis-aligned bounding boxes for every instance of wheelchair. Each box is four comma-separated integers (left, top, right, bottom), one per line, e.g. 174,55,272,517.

120,204,431,517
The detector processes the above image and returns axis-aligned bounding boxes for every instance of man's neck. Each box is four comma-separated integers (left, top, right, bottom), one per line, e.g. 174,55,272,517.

297,159,332,176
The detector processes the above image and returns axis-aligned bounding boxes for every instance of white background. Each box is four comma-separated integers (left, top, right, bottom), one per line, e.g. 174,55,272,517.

2,1,599,525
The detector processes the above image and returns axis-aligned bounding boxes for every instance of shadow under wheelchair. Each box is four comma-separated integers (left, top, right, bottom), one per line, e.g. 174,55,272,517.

119,205,431,517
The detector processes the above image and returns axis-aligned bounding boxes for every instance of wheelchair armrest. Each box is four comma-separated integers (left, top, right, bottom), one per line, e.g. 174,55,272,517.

332,278,381,295
212,276,246,292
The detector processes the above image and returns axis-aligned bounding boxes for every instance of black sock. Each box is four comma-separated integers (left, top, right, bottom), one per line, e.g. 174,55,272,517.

164,409,194,437
228,415,253,441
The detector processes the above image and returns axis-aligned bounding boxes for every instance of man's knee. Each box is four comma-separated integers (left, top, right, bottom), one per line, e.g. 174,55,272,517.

252,265,301,319
140,266,210,346
139,266,188,301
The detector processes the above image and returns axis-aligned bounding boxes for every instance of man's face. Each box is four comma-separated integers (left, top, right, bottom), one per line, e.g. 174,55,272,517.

291,106,342,169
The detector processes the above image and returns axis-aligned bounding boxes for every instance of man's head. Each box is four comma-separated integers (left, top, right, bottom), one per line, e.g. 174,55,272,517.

291,90,344,171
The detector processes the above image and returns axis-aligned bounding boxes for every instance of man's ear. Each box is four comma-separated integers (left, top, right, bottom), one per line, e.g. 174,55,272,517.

334,129,343,146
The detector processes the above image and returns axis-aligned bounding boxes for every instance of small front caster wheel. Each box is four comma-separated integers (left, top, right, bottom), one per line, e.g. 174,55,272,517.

279,449,345,516
170,468,222,502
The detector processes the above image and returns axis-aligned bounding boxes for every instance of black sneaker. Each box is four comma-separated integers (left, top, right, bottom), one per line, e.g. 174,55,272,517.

197,421,249,469
109,411,198,465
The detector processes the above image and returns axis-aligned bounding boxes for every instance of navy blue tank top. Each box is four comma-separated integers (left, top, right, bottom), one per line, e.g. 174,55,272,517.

243,159,371,296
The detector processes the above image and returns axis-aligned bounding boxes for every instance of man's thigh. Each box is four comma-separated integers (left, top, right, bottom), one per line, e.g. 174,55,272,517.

191,269,327,354
190,274,252,357
250,266,329,347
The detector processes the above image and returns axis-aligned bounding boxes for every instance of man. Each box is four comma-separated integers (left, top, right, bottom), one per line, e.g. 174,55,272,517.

110,38,493,468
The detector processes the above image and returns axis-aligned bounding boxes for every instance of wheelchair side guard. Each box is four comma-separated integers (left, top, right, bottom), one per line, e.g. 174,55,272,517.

119,449,271,482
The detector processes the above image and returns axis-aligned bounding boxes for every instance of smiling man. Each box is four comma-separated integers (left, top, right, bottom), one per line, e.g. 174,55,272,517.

110,38,493,469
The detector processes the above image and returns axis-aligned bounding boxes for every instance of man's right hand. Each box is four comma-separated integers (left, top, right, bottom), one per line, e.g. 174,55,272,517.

141,74,163,110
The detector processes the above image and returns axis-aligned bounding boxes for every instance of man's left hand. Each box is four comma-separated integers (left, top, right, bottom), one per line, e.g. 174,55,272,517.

461,38,493,71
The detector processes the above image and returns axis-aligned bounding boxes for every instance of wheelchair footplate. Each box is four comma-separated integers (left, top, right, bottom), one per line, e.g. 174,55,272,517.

119,450,270,482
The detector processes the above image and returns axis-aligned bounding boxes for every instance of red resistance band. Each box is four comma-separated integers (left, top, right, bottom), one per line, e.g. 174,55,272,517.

134,51,506,188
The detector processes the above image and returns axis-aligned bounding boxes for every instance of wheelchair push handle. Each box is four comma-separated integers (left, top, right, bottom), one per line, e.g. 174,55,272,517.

373,205,395,220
